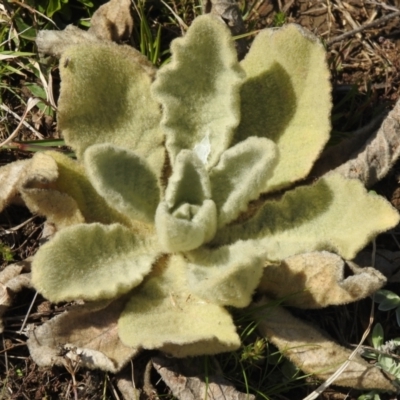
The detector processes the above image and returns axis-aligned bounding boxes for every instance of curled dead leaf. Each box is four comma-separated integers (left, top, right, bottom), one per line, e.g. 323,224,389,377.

0,258,32,333
259,251,386,308
27,297,138,373
254,297,397,391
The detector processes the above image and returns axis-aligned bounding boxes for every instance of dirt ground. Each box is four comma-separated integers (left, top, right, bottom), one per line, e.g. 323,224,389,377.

2,0,400,398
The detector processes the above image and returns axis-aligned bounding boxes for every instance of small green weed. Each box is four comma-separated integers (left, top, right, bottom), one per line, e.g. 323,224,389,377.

273,12,286,27
359,322,400,400
0,242,14,263
374,289,400,326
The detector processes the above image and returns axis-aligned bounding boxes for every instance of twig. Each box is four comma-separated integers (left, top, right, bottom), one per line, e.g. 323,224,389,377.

328,10,400,45
0,98,42,147
8,0,58,27
18,291,38,335
0,103,44,140
302,293,375,400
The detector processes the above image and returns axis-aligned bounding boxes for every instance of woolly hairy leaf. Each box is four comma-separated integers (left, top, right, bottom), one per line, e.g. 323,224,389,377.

186,241,264,308
119,255,240,356
209,137,278,227
152,15,244,167
156,151,217,251
19,152,131,229
213,173,399,260
255,298,396,390
85,144,160,223
259,252,386,308
235,24,331,192
21,152,84,228
47,151,132,227
32,223,159,302
58,42,164,175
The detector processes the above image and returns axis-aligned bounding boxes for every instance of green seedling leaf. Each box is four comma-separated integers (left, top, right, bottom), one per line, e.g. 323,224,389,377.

47,0,62,17
371,323,384,349
375,289,400,311
85,144,160,223
235,24,331,192
152,14,244,167
378,298,400,311
32,223,159,302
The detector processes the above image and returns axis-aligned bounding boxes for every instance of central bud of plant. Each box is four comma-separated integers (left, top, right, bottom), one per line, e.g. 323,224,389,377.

155,150,217,252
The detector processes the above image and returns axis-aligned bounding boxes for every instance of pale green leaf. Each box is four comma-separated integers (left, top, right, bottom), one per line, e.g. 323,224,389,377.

119,255,240,356
155,150,217,251
32,223,159,302
84,144,160,223
209,137,278,227
235,24,331,192
213,173,399,260
151,15,244,167
186,241,265,308
58,42,165,175
45,151,132,227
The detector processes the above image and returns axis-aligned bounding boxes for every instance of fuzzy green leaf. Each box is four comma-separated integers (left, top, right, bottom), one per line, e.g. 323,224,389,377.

186,241,265,308
156,150,217,251
213,173,399,260
32,223,159,303
209,137,278,227
20,152,85,228
118,255,241,356
151,15,244,167
235,24,331,192
85,144,160,223
46,151,132,227
58,42,165,175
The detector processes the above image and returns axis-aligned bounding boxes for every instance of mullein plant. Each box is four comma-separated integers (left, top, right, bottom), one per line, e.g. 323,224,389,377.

0,0,399,391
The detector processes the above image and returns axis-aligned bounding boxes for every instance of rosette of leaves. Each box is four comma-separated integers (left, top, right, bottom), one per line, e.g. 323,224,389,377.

1,7,399,391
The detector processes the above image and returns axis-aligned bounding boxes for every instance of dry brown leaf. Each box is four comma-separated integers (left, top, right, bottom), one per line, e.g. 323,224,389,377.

27,297,138,373
311,99,400,188
203,0,247,59
258,251,386,308
153,355,255,400
0,159,30,211
0,258,32,333
254,298,397,391
354,249,400,280
116,375,142,400
88,0,133,42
